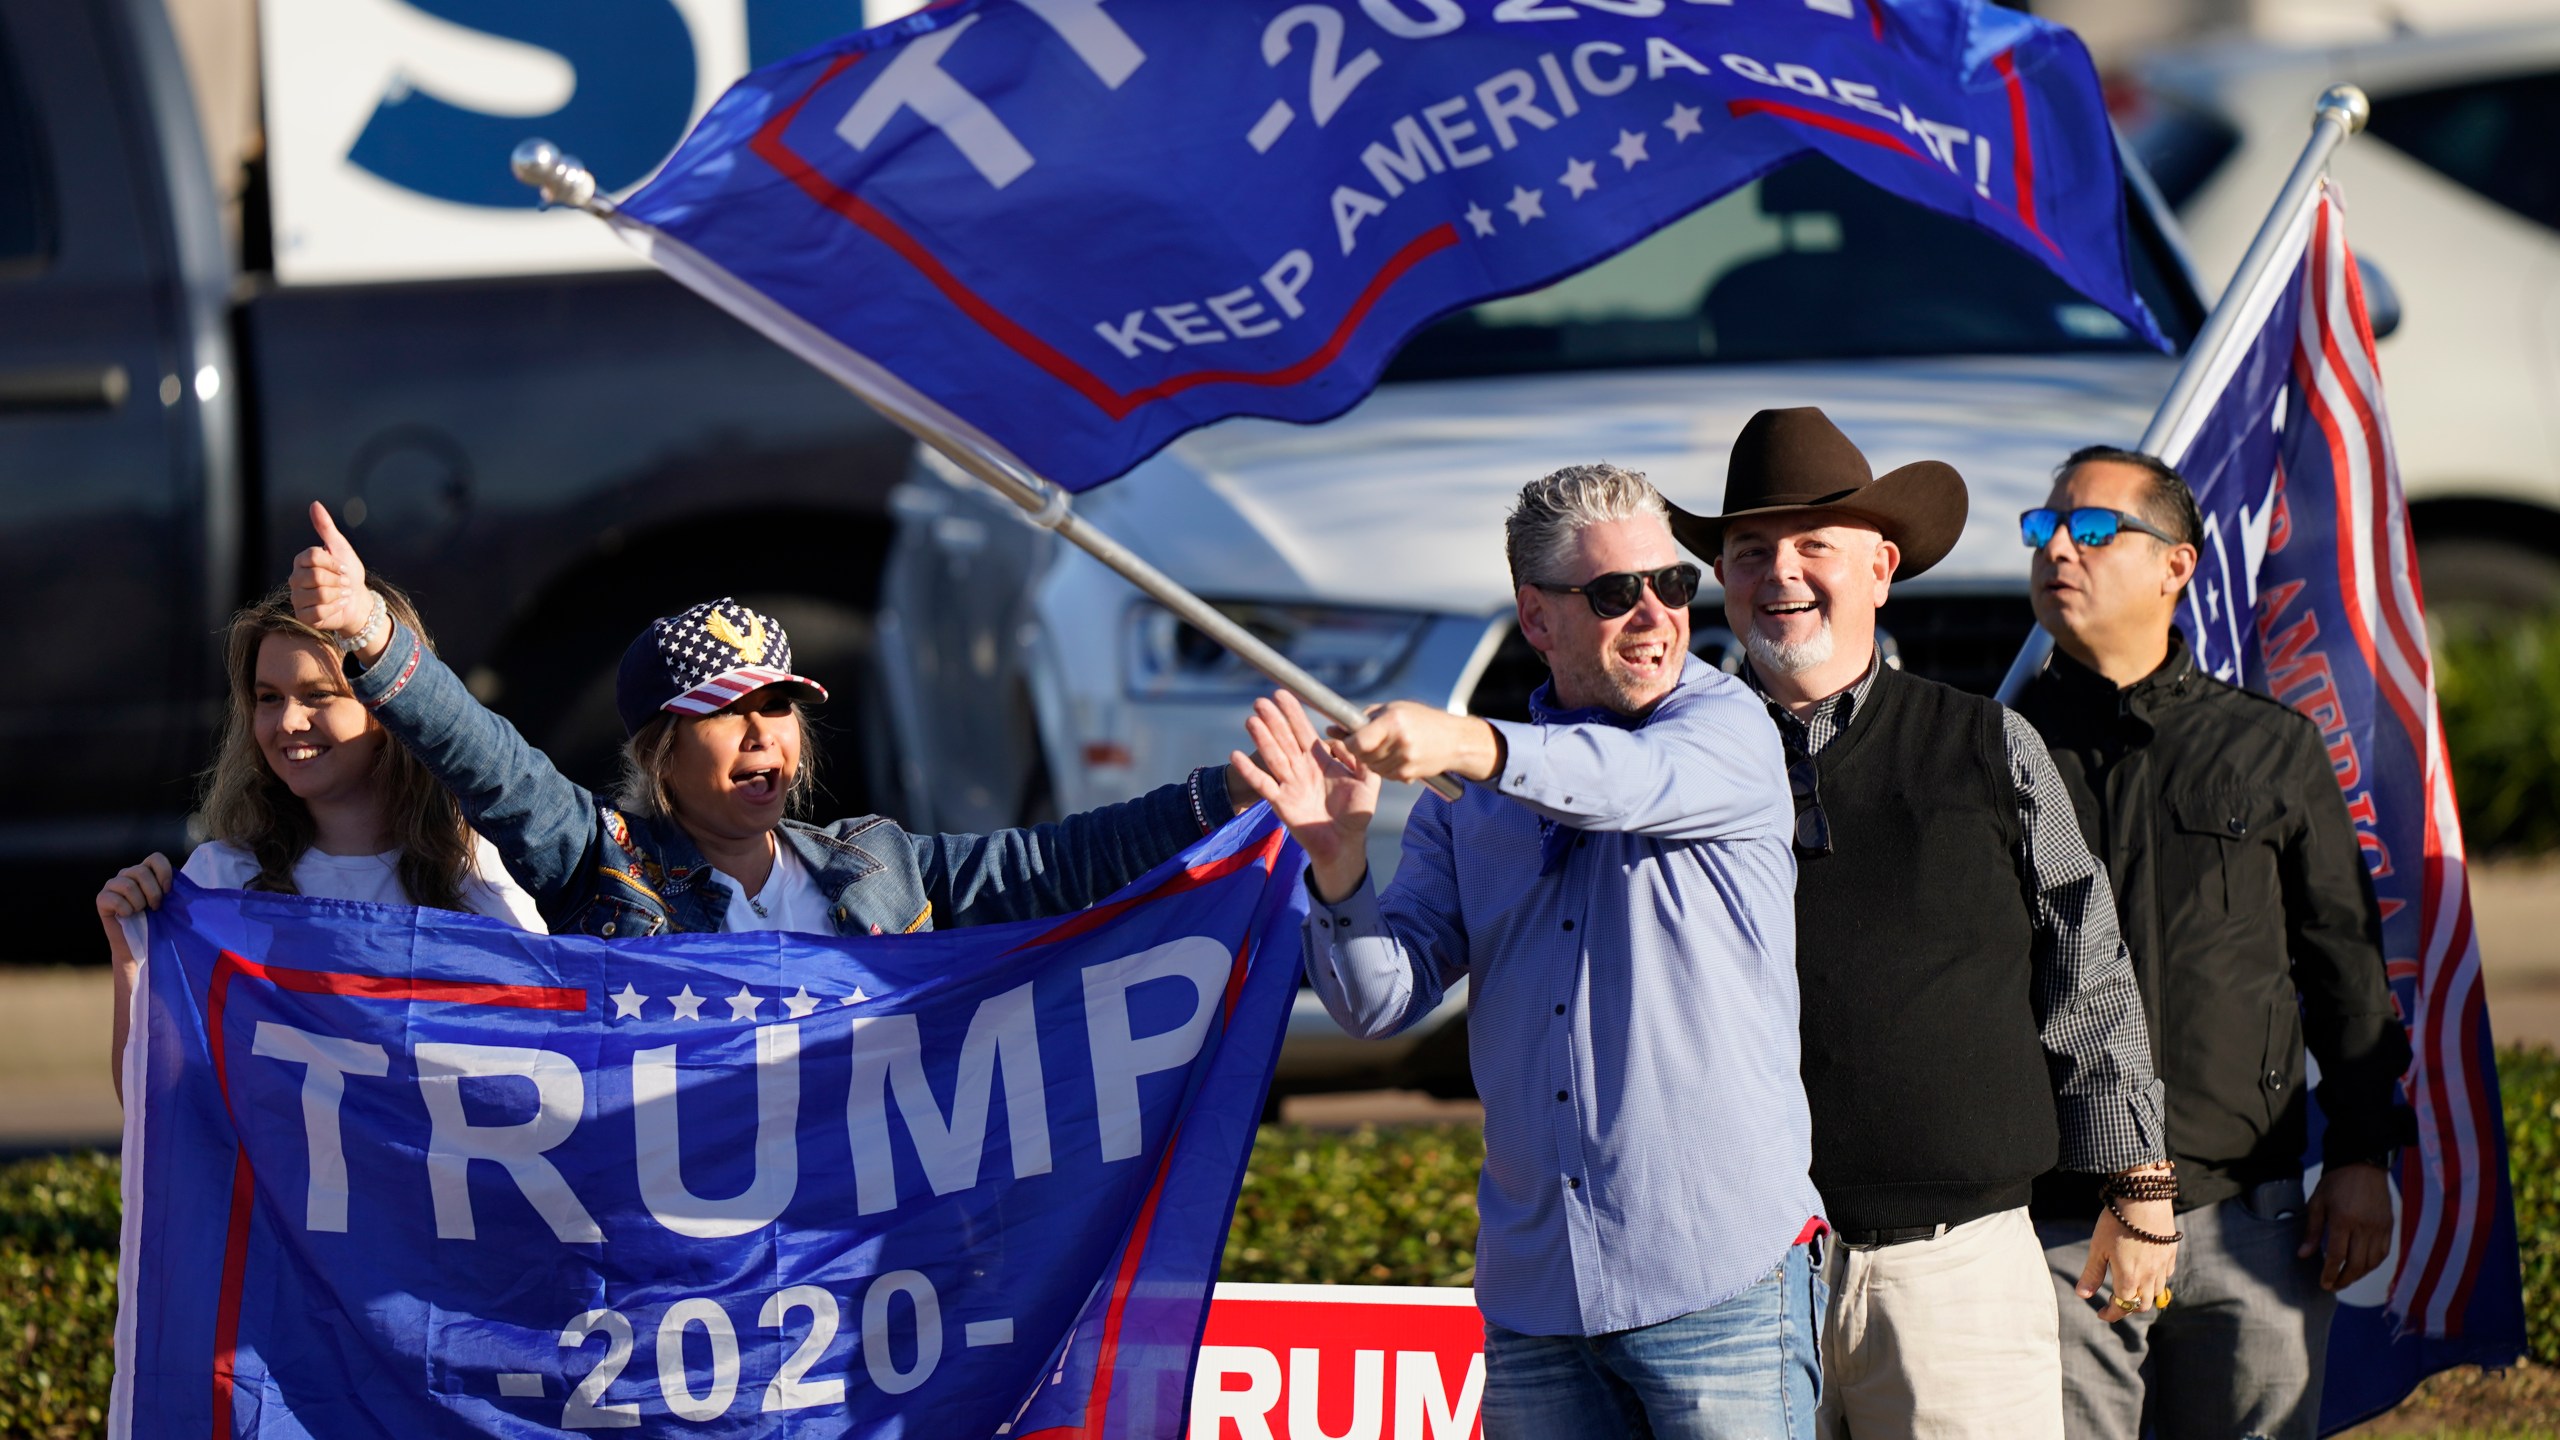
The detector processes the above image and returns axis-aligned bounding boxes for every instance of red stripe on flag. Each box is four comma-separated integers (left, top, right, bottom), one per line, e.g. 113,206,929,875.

2441,899,2496,1327
1009,829,1286,952
208,1154,255,1439
2405,846,2464,1319
2293,192,2501,1334
1014,882,1265,1438
1991,51,2049,246
1726,97,1923,160
221,953,585,1010
748,57,1457,423
203,950,588,1426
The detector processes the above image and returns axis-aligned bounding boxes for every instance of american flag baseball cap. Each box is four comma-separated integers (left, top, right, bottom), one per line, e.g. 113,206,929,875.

614,599,829,736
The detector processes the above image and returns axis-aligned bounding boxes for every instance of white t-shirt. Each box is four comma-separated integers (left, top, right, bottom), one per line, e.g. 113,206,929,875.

181,836,547,933
714,844,833,933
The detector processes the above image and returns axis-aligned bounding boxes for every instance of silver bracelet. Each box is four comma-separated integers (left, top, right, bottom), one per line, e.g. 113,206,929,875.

1188,767,1215,834
338,591,387,656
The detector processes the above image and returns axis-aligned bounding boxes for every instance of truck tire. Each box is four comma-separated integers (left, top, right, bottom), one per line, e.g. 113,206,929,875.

2416,536,2560,626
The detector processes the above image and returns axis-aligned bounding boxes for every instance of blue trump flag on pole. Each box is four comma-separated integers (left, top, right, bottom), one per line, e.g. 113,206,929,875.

110,810,1306,1438
2151,182,2524,1432
601,0,2168,491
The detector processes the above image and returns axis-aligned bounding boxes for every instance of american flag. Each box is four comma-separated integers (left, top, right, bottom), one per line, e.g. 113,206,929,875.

2162,182,2524,1426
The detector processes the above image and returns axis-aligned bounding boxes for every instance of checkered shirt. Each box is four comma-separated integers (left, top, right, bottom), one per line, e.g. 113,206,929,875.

1747,653,2167,1175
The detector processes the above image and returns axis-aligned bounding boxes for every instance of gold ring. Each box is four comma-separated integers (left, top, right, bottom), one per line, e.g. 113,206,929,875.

2154,1289,2173,1310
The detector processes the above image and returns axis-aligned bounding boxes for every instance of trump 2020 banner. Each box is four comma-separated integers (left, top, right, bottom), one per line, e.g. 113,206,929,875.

111,812,1306,1438
607,0,2168,490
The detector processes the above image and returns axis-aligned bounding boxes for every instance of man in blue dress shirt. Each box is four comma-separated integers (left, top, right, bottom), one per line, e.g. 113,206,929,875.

1232,463,1826,1439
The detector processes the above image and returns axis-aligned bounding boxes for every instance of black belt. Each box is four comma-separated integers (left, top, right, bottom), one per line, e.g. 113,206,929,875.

1835,1222,1951,1249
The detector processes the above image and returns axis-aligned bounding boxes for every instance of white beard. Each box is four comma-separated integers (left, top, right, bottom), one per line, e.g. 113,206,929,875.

1744,620,1835,676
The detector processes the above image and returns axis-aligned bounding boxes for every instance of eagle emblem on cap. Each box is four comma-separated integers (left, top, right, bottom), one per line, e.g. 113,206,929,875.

705,608,768,663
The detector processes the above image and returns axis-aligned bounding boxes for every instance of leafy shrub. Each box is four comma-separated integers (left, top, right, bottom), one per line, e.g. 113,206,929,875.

1221,1123,1482,1288
0,1152,119,1438
2505,1046,2560,1367
7,1082,2552,1430
2434,612,2560,857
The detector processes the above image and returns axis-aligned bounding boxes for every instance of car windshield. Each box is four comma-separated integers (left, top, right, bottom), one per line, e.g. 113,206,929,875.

1384,153,2197,382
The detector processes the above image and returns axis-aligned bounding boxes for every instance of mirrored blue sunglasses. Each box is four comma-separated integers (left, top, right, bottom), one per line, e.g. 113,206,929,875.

2019,506,2180,549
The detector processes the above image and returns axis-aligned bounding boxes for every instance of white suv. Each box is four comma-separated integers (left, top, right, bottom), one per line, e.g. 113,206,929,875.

2127,23,2560,615
877,152,2203,1101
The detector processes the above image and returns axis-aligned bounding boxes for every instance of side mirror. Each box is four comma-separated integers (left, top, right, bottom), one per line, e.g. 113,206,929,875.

2357,256,2402,340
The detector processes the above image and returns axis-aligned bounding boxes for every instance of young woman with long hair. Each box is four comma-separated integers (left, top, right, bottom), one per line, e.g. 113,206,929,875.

96,580,542,1093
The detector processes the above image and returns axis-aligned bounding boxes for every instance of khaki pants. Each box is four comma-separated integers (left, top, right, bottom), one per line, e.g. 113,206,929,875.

1817,1206,2065,1440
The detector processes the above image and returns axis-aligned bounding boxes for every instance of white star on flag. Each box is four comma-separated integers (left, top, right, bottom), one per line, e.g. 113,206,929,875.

1611,129,1650,169
1559,158,1598,199
726,986,765,1022
1463,201,1496,237
668,985,706,1021
783,986,820,1019
1665,103,1704,142
841,987,871,1006
610,983,648,1019
1505,186,1545,225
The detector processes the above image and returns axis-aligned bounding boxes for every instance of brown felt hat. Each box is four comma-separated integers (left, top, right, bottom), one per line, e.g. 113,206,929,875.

1667,407,1968,579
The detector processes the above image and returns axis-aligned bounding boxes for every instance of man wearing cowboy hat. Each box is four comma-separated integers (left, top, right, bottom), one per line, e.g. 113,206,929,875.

1670,408,2179,1440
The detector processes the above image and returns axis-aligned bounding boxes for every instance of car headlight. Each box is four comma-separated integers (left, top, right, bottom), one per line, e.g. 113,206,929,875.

1125,600,1430,701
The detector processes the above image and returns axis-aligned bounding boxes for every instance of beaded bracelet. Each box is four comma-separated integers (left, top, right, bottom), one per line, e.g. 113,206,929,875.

337,591,388,658
2105,1196,2183,1247
2102,1168,2180,1205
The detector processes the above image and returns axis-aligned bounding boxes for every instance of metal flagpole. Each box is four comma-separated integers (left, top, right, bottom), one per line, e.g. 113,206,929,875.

1992,84,2370,704
511,142,1466,801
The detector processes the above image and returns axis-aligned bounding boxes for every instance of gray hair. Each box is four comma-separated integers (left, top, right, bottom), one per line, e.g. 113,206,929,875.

1505,462,1670,589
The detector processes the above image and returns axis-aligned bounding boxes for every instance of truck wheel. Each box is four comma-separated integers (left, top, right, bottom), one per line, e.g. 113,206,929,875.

2417,536,2560,633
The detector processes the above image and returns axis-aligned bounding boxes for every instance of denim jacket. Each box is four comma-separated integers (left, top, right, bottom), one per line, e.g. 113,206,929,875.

348,622,1232,938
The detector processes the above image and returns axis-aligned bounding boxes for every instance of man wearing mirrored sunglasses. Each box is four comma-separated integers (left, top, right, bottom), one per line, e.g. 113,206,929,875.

1238,462,1825,1439
1667,407,2174,1440
2014,446,2410,1440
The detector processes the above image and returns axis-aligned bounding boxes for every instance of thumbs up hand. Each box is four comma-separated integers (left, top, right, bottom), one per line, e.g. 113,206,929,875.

290,501,382,660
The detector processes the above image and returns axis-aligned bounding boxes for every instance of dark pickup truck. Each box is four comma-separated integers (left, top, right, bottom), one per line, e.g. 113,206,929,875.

2,0,911,938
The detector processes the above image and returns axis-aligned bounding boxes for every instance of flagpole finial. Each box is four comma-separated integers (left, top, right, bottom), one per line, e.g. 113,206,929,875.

511,139,607,214
2317,84,2371,136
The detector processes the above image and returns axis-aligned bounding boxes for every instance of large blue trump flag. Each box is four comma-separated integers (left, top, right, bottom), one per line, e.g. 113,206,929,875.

112,812,1305,1438
608,0,2167,489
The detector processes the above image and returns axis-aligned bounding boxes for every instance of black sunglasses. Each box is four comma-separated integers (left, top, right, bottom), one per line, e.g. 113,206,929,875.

1535,563,1703,619
2020,507,2181,550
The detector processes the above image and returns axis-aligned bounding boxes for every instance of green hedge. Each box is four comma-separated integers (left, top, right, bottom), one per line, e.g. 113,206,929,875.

2435,610,2560,857
0,1151,119,1438
1220,1122,1482,1287
2505,1046,2560,1366
5,1057,2553,1431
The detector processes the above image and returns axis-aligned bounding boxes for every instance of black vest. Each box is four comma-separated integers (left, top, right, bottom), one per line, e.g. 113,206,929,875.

1793,664,2060,1231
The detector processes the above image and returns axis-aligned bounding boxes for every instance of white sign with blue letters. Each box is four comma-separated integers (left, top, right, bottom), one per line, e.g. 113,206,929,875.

258,0,907,283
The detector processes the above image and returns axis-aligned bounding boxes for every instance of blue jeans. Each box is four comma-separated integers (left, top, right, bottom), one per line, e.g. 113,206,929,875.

1481,1240,1823,1440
